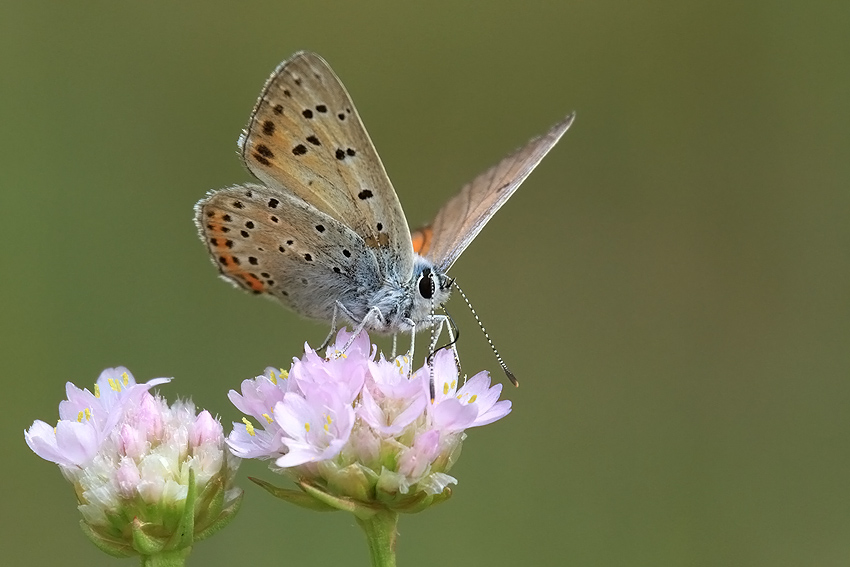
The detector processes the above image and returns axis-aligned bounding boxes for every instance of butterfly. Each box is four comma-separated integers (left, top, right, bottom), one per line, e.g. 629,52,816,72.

195,51,573,372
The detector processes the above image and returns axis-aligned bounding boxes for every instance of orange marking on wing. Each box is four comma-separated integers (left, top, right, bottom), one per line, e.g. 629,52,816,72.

224,262,265,292
411,226,433,256
211,244,266,293
206,221,265,292
241,272,265,292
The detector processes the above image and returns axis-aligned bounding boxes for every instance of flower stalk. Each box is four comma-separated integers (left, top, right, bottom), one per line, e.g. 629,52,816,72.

356,510,399,567
138,547,192,567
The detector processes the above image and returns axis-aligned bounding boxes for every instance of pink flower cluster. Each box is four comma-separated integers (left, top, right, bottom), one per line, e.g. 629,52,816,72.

24,367,241,537
25,367,171,469
227,330,511,502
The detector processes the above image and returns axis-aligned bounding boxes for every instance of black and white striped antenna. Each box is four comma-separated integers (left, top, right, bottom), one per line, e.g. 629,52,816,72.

451,280,518,387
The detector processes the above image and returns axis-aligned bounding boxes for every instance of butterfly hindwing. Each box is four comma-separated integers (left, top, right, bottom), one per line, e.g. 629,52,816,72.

195,184,380,322
413,113,575,271
239,51,414,279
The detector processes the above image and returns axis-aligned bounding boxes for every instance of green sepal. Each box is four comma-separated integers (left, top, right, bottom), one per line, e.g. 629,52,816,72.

298,480,380,520
249,476,337,511
194,489,243,542
322,462,375,502
401,487,452,514
79,519,136,558
194,474,225,528
132,517,167,555
168,468,197,551
376,486,428,510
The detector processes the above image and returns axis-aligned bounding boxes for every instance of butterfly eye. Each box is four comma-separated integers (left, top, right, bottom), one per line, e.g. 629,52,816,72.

418,269,435,300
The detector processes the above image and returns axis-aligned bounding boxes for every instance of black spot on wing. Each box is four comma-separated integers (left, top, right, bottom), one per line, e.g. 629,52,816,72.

256,145,274,158
292,144,307,156
358,190,373,200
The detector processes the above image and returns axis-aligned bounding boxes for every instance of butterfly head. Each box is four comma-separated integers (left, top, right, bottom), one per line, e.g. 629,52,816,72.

408,260,452,325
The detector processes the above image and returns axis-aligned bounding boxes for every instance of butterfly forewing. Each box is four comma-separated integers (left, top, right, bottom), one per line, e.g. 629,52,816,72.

413,113,575,271
195,184,380,322
239,51,414,278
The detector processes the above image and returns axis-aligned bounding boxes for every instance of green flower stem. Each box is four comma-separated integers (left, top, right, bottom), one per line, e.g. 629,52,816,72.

356,510,399,567
140,547,191,567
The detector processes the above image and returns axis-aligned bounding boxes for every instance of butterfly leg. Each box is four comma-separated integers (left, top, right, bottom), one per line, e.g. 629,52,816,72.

391,333,398,359
399,318,416,374
424,314,462,399
337,305,386,355
318,303,340,352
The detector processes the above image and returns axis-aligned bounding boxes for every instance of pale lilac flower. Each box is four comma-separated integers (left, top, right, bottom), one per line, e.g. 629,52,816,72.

274,385,355,467
359,355,427,436
423,349,512,432
24,367,169,467
25,368,242,558
398,430,441,481
289,328,371,403
227,329,512,514
227,366,291,459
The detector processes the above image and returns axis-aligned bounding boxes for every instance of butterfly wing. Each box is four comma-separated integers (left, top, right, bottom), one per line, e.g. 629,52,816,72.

412,113,575,272
195,184,380,322
239,51,413,278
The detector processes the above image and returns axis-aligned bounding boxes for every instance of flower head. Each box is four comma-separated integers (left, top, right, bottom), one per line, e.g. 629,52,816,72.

228,330,511,514
25,368,242,558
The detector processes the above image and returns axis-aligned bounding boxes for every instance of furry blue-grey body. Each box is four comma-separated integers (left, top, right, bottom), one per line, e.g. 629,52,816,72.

340,256,452,333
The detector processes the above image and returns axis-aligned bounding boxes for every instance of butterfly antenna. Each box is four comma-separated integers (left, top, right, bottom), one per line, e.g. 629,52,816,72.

452,281,519,387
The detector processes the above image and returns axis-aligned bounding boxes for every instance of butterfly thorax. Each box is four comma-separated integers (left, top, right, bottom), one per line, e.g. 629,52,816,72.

344,256,451,334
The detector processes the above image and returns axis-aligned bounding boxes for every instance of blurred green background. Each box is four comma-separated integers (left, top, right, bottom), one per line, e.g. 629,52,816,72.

3,1,849,566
